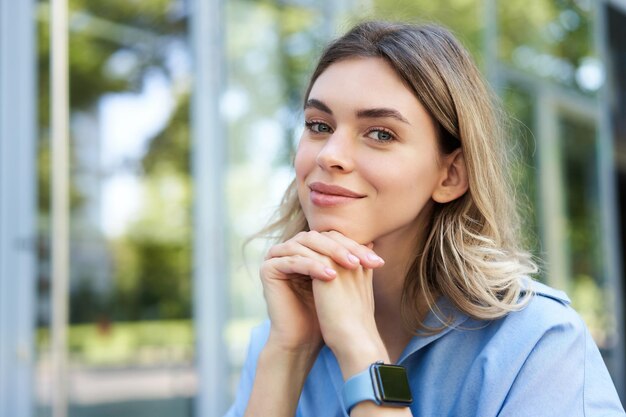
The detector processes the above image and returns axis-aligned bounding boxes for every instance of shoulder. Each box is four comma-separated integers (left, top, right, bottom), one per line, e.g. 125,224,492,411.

489,280,625,415
448,279,586,389
524,278,571,306
484,279,590,362
447,279,585,362
503,278,583,336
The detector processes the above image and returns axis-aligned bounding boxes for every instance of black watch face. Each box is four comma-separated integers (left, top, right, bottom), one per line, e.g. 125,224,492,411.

373,364,413,404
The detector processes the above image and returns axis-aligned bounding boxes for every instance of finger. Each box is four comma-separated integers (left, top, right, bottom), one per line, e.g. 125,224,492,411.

263,255,337,281
268,231,361,270
266,239,321,261
322,231,384,268
267,239,346,271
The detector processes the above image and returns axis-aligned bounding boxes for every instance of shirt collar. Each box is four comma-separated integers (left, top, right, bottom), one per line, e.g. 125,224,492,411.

523,278,571,304
397,296,470,364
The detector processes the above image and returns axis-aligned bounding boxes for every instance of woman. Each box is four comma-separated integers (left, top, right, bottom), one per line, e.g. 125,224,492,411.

225,21,625,416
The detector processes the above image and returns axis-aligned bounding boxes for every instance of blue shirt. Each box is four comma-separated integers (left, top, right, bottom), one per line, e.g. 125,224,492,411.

225,281,625,416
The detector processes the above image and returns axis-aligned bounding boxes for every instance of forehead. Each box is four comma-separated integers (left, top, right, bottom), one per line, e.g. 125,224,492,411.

307,57,427,121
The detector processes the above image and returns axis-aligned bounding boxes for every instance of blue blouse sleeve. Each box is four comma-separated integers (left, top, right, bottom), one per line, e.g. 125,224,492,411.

497,312,624,416
223,321,270,417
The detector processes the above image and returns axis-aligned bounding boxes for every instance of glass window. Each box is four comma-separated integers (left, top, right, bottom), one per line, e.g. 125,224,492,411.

502,83,544,265
36,0,195,415
557,112,616,351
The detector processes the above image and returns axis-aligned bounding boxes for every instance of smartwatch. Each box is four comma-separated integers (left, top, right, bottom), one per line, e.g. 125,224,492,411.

342,361,413,414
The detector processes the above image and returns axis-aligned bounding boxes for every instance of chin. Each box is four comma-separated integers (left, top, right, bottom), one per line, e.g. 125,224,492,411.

307,221,372,244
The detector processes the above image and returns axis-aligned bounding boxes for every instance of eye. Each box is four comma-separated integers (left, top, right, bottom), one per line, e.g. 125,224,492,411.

305,121,333,134
366,128,395,143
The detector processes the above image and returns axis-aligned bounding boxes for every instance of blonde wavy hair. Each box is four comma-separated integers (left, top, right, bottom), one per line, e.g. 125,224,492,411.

260,21,538,332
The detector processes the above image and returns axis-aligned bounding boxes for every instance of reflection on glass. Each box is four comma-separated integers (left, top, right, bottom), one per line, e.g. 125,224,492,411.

502,83,543,263
558,115,614,350
498,0,600,93
36,0,194,415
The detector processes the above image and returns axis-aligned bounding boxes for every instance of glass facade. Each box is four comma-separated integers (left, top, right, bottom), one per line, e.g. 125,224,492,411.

1,0,625,416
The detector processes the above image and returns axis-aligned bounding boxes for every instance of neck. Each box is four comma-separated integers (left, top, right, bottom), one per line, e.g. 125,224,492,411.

370,245,415,362
369,210,432,362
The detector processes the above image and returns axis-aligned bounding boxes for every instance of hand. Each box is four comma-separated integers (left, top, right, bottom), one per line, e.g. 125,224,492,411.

310,232,390,378
260,231,384,354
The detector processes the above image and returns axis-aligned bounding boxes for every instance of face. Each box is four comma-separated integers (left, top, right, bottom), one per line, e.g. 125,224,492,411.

295,57,451,246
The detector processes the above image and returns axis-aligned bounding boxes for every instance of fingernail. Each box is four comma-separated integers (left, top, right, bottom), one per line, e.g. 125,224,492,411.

367,253,385,264
347,254,360,264
324,267,337,278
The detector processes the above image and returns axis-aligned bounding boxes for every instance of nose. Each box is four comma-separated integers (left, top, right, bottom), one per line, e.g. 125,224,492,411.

315,128,355,172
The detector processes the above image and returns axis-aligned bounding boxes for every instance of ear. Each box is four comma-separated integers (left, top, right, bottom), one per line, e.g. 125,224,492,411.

432,148,469,204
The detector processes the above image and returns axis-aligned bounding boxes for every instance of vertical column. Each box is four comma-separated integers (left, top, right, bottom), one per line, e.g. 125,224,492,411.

50,0,70,416
189,0,229,416
593,0,625,399
535,93,570,291
483,0,500,91
0,0,37,416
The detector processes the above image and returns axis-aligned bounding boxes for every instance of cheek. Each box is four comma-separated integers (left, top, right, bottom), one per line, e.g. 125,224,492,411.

373,159,440,207
294,142,316,180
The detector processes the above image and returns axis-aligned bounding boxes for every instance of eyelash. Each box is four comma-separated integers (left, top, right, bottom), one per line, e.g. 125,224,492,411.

365,127,396,143
304,120,332,134
304,120,397,144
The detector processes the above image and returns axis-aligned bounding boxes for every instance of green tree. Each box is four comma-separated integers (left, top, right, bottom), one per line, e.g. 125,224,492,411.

37,0,189,324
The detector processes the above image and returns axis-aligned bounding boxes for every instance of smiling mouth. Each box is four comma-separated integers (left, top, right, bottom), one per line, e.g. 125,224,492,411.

308,182,365,207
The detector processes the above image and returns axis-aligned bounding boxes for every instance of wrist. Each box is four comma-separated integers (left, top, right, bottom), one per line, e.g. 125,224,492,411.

245,340,319,417
253,341,320,400
263,335,322,368
342,361,413,415
266,328,323,356
334,339,390,380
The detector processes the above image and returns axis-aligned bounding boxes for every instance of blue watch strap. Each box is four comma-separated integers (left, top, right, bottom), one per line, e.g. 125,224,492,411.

342,365,380,414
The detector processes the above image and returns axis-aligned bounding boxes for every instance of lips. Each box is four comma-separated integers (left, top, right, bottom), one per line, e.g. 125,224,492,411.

308,182,365,207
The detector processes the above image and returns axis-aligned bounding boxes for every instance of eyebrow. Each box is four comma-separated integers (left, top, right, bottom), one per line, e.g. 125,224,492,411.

304,98,410,125
304,98,333,114
356,108,410,124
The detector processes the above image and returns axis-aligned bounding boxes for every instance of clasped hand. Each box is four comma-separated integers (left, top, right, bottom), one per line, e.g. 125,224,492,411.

260,230,387,372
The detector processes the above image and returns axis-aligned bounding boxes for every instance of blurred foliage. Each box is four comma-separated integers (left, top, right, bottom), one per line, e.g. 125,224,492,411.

112,118,193,321
498,0,596,92
558,116,605,285
365,0,484,59
37,0,190,325
38,0,184,121
224,1,326,167
36,141,86,215
501,85,544,265
36,317,259,367
571,274,614,347
142,95,190,175
38,320,194,366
